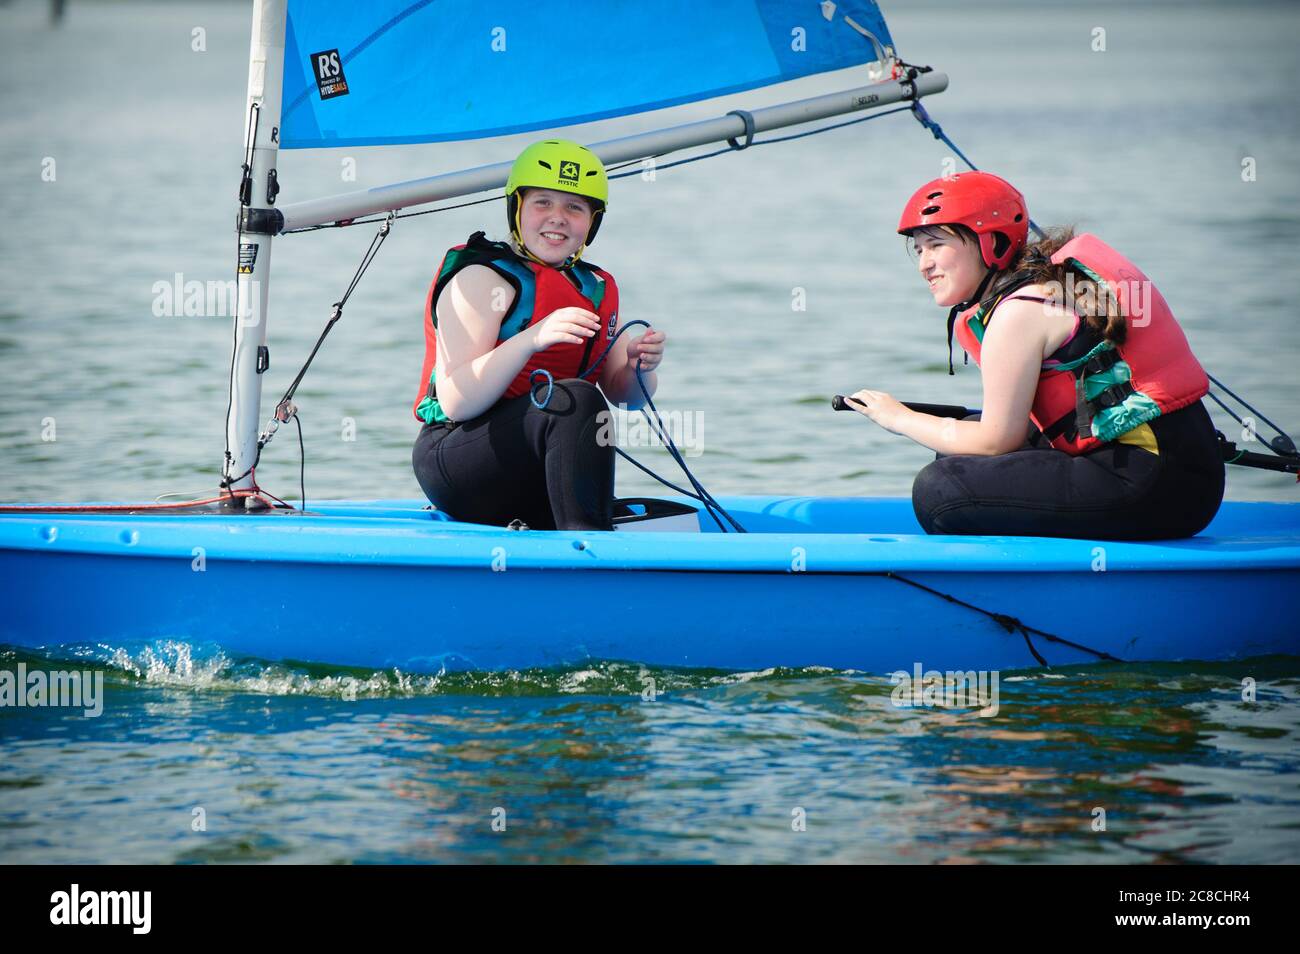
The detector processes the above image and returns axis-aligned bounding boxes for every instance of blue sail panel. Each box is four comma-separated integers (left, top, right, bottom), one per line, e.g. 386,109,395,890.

279,0,896,149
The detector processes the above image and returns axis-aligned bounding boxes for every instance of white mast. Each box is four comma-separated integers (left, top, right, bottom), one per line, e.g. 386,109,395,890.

223,0,286,503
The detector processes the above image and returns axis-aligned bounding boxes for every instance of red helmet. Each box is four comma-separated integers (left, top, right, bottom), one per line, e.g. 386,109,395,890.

897,171,1029,270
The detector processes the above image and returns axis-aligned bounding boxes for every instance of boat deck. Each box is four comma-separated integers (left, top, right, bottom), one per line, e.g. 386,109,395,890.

1,496,1297,573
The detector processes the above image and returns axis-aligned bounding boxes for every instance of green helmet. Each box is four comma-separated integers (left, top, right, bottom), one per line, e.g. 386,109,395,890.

506,139,608,251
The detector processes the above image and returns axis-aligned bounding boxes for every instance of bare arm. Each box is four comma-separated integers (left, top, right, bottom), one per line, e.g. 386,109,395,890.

434,265,603,421
849,299,1049,456
597,328,661,409
433,265,530,422
966,299,1054,454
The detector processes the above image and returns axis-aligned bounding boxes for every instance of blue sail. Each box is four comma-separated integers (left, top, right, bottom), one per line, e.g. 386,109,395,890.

279,0,896,149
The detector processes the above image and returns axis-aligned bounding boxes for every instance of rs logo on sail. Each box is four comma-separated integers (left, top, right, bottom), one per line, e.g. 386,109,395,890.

309,48,350,100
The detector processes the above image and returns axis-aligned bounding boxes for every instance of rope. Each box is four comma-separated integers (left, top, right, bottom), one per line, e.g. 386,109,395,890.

526,319,744,533
630,357,745,532
907,100,981,176
883,571,1122,666
294,412,306,512
1207,373,1298,457
907,97,1047,243
613,447,710,502
223,212,397,500
272,211,396,416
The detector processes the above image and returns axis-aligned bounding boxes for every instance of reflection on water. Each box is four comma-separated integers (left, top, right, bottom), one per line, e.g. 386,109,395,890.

1,647,1296,863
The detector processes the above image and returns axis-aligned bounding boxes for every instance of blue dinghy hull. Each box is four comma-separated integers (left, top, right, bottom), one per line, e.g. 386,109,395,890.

2,497,1297,673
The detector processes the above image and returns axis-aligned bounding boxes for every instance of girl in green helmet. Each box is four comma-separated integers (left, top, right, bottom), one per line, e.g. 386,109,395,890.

410,139,668,530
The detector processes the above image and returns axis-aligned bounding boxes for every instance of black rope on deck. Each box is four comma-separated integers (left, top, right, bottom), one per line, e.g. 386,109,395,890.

882,571,1122,667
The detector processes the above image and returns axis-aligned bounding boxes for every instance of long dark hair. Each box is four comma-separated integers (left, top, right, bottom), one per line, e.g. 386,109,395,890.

990,225,1127,345
911,223,1127,345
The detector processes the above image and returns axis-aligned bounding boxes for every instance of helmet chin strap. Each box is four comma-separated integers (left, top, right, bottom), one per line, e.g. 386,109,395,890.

510,200,585,270
945,266,998,375
511,236,583,270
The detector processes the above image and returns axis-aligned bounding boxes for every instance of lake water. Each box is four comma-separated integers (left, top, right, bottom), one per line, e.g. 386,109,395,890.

1,0,1297,864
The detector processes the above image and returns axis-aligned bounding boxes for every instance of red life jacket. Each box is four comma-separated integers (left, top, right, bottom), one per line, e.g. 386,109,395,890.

953,233,1208,455
412,232,620,424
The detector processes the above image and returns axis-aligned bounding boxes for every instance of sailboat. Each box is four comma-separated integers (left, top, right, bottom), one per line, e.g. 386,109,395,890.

2,0,1297,674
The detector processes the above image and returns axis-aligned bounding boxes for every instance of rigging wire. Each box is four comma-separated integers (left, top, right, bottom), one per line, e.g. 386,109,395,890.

222,212,397,500
906,96,1049,243
1205,373,1298,458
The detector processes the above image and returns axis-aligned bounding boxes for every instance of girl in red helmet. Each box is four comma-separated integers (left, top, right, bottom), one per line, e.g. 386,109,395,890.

846,171,1224,540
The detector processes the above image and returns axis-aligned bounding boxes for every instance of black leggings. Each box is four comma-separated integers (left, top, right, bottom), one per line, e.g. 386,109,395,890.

412,378,614,531
911,401,1226,540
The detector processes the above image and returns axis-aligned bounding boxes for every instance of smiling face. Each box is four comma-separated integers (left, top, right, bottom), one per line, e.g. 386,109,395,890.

517,188,593,266
908,225,987,307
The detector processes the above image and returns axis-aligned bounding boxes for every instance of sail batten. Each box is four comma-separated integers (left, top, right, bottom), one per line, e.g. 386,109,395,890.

280,0,897,149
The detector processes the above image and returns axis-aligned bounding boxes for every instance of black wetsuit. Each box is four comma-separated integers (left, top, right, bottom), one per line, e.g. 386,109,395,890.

412,378,614,531
911,401,1226,540
912,278,1226,541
